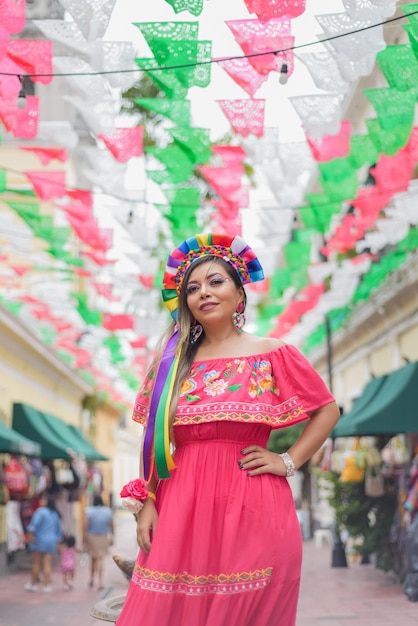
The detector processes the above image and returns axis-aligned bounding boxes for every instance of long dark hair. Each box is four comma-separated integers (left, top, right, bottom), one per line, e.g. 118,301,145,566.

63,534,76,548
144,256,246,443
171,256,246,426
93,494,104,507
42,493,61,518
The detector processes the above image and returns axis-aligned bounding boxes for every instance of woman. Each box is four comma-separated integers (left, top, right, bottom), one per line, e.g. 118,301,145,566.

24,492,63,592
83,494,114,590
117,234,340,626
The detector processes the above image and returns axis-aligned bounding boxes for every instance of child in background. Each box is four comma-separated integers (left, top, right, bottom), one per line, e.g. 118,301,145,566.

60,535,76,590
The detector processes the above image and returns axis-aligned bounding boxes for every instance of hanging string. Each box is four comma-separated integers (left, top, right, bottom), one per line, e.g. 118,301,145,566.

0,11,416,79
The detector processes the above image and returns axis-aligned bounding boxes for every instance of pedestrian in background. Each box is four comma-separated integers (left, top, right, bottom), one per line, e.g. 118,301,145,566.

83,494,114,590
24,492,63,592
60,534,76,590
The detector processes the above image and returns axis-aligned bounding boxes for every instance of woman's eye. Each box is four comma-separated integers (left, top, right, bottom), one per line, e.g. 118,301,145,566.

185,284,199,295
210,278,227,287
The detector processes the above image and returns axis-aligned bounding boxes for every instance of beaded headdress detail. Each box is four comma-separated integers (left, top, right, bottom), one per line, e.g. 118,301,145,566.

162,233,264,320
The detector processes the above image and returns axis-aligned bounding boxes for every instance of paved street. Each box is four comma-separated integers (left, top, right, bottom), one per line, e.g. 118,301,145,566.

0,510,417,626
297,539,418,626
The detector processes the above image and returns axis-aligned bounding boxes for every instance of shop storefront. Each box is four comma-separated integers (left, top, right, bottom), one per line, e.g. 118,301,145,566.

311,360,418,585
0,404,107,576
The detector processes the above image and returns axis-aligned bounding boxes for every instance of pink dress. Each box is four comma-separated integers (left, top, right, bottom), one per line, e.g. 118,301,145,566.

117,345,334,626
61,547,76,574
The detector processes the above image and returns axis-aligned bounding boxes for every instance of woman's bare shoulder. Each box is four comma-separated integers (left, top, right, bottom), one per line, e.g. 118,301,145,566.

244,334,286,352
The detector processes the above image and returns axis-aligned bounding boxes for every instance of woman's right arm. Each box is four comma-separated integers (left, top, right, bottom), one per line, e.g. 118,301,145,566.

134,365,163,554
136,498,158,554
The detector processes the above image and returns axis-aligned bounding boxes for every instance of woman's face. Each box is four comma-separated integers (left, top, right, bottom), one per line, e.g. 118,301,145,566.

184,260,244,327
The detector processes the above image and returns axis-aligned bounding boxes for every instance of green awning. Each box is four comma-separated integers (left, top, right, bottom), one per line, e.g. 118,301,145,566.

332,375,388,438
41,412,108,461
13,403,73,460
66,424,108,461
0,420,41,456
332,361,418,437
12,403,108,461
13,404,109,461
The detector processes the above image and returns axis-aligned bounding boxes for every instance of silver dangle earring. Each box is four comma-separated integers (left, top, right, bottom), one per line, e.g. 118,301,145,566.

190,323,203,345
232,302,246,334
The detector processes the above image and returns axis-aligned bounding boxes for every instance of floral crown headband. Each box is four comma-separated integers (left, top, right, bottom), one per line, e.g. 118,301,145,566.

161,233,264,321
143,234,264,481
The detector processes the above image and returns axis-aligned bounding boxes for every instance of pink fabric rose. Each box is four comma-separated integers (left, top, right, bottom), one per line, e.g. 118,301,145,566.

120,478,149,500
120,479,149,514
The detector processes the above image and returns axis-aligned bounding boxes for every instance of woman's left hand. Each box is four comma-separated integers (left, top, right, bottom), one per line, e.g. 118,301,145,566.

238,446,286,477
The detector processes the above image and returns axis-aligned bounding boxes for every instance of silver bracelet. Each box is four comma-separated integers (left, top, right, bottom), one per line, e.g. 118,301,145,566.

279,452,296,477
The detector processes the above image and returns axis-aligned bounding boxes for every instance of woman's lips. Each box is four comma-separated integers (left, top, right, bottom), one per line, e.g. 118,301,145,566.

199,302,218,311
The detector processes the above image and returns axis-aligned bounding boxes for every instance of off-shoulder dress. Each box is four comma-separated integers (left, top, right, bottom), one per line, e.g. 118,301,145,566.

117,344,334,626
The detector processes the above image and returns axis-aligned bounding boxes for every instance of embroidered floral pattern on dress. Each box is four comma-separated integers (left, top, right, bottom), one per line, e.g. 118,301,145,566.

132,345,335,430
132,371,155,425
204,376,229,396
248,360,277,398
179,378,198,398
132,564,273,595
230,359,250,374
181,359,279,402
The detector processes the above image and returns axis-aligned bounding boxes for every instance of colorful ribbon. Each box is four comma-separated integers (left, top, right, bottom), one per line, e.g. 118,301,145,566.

143,331,179,481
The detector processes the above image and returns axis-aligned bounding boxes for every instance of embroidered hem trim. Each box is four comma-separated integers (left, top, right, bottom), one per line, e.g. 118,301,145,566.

174,406,306,426
132,409,306,428
133,396,307,427
132,565,273,596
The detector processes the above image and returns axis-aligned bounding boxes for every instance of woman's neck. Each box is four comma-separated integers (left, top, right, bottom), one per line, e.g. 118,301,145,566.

196,329,248,359
200,325,242,346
